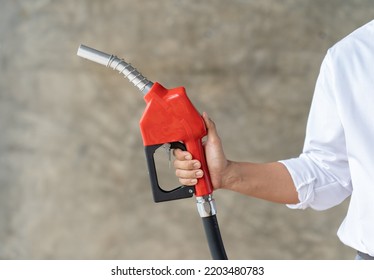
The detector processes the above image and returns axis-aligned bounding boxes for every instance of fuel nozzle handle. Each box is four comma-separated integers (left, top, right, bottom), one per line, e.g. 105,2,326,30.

77,44,154,94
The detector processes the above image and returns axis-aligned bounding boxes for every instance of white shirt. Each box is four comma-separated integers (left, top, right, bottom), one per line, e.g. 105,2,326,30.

280,20,374,256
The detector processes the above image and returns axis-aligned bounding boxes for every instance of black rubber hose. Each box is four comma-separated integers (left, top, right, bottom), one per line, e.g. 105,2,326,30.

202,215,228,260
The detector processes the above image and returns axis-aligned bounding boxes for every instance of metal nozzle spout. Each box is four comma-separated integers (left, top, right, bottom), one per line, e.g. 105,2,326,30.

77,44,153,94
77,44,112,66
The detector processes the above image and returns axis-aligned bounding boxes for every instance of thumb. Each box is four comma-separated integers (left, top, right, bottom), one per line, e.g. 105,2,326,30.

202,112,220,142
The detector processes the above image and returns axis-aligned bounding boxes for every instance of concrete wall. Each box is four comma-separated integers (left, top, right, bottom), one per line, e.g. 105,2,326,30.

1,0,373,259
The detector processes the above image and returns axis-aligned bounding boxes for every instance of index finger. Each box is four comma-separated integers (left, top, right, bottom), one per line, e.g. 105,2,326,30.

173,149,193,160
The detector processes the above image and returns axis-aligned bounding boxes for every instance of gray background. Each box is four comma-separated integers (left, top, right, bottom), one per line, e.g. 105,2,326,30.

1,0,373,259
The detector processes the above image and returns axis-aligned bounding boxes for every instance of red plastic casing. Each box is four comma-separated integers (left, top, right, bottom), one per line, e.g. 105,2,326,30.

139,82,213,197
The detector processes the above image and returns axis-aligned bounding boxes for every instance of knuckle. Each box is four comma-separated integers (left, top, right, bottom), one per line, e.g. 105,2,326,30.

177,169,197,180
191,160,201,169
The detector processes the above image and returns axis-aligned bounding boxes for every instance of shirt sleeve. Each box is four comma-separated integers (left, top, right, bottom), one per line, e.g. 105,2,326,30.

280,51,352,211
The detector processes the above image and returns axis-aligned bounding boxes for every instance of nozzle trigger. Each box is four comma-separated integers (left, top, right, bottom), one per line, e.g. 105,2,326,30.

161,143,172,168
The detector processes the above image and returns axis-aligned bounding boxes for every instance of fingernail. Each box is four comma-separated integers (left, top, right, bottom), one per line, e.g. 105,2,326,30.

185,154,192,160
191,179,198,185
196,171,203,177
193,162,200,168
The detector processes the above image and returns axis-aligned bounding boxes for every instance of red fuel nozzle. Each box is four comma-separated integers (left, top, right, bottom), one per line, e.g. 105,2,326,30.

77,44,213,199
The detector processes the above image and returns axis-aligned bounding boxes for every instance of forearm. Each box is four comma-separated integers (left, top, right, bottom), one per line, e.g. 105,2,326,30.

221,161,299,204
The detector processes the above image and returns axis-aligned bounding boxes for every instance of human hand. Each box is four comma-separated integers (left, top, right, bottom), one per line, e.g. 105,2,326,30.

174,112,228,190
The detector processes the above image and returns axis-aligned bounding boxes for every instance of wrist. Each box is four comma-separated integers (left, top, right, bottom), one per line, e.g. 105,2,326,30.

220,160,240,190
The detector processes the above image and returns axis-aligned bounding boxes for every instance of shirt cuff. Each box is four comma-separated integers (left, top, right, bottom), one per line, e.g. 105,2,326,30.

278,157,316,210
279,155,352,210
